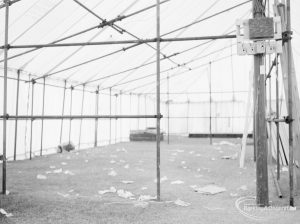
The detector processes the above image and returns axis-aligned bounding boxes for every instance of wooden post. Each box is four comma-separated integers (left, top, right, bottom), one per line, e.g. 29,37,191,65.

40,77,46,156
59,80,67,144
253,0,268,207
94,86,99,147
13,70,20,161
2,0,9,194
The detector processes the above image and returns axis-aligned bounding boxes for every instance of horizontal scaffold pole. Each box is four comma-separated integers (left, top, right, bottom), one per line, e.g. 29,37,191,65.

0,115,162,120
1,35,236,49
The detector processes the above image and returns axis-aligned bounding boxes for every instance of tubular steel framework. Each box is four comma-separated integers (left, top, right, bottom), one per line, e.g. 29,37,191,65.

0,0,296,206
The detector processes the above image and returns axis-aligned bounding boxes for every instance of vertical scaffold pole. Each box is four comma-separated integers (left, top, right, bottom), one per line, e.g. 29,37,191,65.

275,54,280,180
129,93,132,131
69,86,74,143
2,0,9,194
29,79,36,160
253,0,268,207
286,0,294,207
120,91,122,142
78,85,86,149
167,75,170,144
144,95,147,128
115,93,118,143
137,94,140,129
209,62,212,145
156,0,161,201
59,80,67,144
94,86,99,147
40,77,46,156
109,87,112,144
187,100,190,135
13,70,21,161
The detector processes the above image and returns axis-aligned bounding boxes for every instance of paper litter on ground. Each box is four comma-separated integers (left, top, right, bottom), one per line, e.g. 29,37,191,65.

98,186,117,195
53,168,63,174
181,161,186,165
221,153,238,160
49,166,56,169
57,192,69,198
61,162,67,165
64,170,75,176
230,192,238,197
121,180,134,184
174,199,191,207
214,141,236,147
171,180,184,185
0,208,13,217
138,195,156,201
108,170,117,176
110,160,116,164
117,189,134,199
37,174,47,180
141,187,148,190
124,164,130,169
192,185,226,195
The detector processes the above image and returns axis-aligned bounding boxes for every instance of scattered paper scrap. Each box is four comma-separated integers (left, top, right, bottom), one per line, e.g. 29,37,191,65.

37,174,47,180
181,161,186,165
138,195,156,201
141,187,148,190
189,151,195,154
171,180,184,185
124,164,130,169
282,167,288,172
108,170,117,176
193,185,226,195
221,153,238,160
85,160,89,163
121,180,134,184
211,158,216,161
61,162,67,166
110,160,116,164
50,166,56,169
230,192,238,197
174,199,190,207
64,170,75,176
53,168,63,174
196,154,202,157
98,186,117,195
0,208,13,217
214,141,236,147
57,192,69,198
117,189,134,199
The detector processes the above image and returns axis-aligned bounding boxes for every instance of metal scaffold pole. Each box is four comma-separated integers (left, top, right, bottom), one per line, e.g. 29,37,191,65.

109,88,112,144
275,54,280,180
115,93,118,144
13,70,21,161
2,0,9,194
40,77,46,156
78,85,86,149
156,0,161,201
120,91,122,142
68,86,74,143
94,86,99,147
29,79,36,160
286,0,294,207
209,62,212,145
59,80,67,144
167,75,170,144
